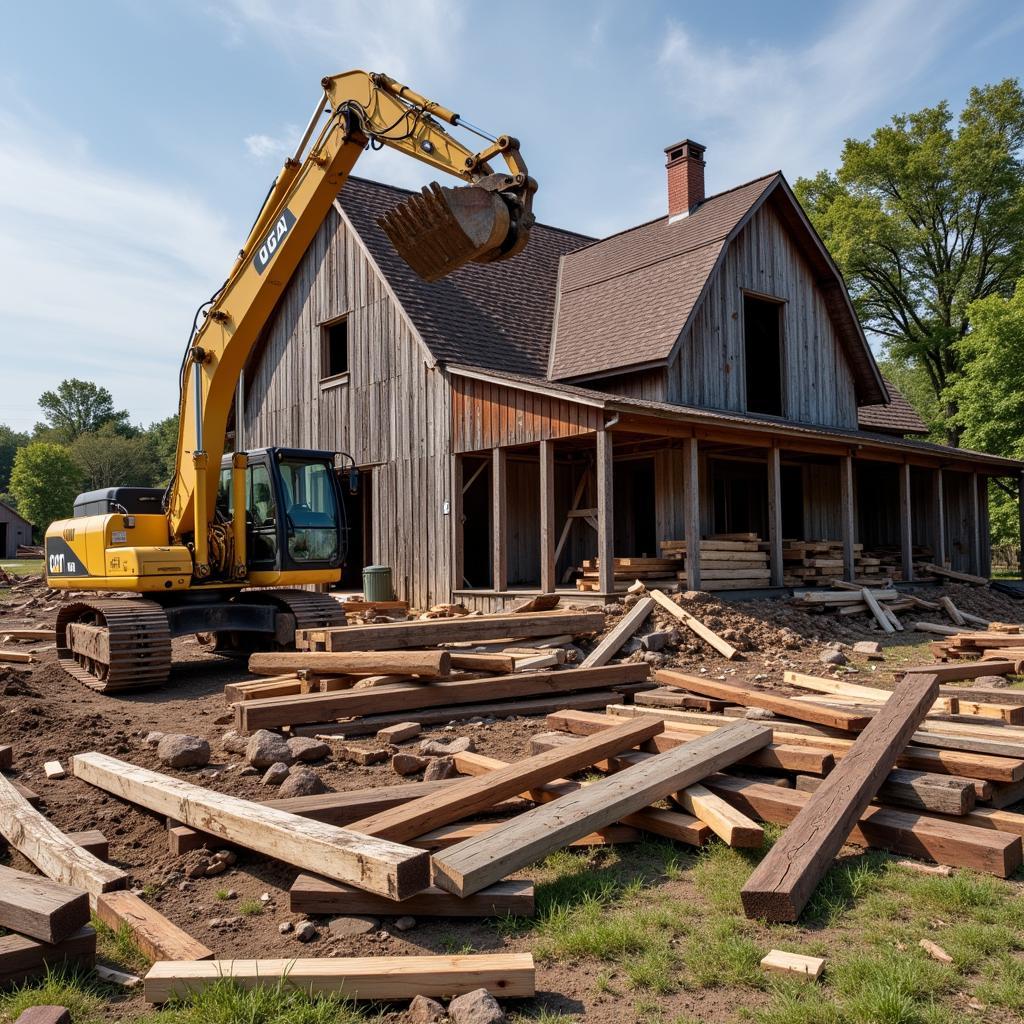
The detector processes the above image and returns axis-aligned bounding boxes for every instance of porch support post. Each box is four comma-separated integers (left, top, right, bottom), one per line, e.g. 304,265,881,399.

839,453,855,581
539,439,556,593
767,443,783,588
683,437,701,591
596,428,615,595
1018,470,1024,580
899,462,914,582
969,470,982,576
453,455,465,592
934,468,947,568
492,447,507,592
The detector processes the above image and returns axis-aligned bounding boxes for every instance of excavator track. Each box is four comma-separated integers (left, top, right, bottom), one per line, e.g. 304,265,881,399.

56,598,172,694
234,588,348,644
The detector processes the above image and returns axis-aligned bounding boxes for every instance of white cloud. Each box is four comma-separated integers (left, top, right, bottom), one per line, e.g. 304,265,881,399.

244,132,290,160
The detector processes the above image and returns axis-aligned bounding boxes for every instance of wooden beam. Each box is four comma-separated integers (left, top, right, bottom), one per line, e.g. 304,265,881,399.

899,462,914,582
675,783,764,848
346,716,664,843
72,753,429,900
236,663,649,733
862,588,895,634
95,891,213,962
683,438,701,590
596,428,614,594
431,721,772,896
247,651,451,678
740,673,939,921
650,589,741,660
144,953,536,1004
0,772,126,901
412,820,640,848
767,445,783,587
580,597,654,668
492,447,508,592
900,661,1018,683
969,471,982,576
783,670,957,716
539,439,556,593
553,468,590,566
0,865,88,944
793,771,975,817
840,453,856,580
0,926,96,987
935,467,947,568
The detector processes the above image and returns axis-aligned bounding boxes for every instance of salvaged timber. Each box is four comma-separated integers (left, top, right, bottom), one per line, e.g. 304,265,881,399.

705,774,1021,876
299,611,604,652
72,753,429,900
793,770,975,816
761,950,825,980
899,661,1017,683
95,891,214,963
0,649,33,663
674,784,764,847
940,596,966,626
0,865,88,944
657,670,872,732
414,820,642,848
0,744,11,770
914,622,965,636
236,664,650,732
248,651,453,678
581,597,654,668
783,671,958,716
144,952,537,1004
0,926,96,987
0,771,126,900
796,589,899,604
740,673,939,921
0,629,54,641
649,589,741,659
432,721,772,896
290,875,535,918
919,563,988,585
347,716,665,843
860,587,894,634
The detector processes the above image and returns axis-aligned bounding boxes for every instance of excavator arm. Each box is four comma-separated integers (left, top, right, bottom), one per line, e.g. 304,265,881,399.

167,70,536,579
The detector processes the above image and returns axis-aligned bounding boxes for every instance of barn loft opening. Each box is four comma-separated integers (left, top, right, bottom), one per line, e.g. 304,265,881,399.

743,295,784,416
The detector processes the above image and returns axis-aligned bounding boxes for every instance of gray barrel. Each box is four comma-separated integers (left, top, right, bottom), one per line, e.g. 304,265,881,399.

362,564,394,602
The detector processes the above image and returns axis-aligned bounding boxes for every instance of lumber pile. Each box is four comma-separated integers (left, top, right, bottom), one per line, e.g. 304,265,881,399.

575,557,677,591
661,536,771,591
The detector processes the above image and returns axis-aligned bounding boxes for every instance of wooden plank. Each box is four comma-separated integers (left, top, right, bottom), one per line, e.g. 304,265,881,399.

290,875,535,917
539,439,555,593
940,596,966,626
431,721,772,896
596,428,615,595
657,670,871,732
492,447,508,592
649,589,741,660
683,438,701,590
675,783,764,847
301,611,604,652
0,926,96,987
740,673,939,921
0,771,126,900
0,649,33,664
794,771,975,817
581,597,654,668
761,949,825,980
919,563,988,586
144,953,536,1004
72,753,429,900
900,661,1017,683
783,670,958,715
95,891,214,962
236,664,650,733
0,629,54,641
346,716,664,843
247,651,452,678
862,587,895,634
0,865,88,944
767,445,783,587
413,820,641,848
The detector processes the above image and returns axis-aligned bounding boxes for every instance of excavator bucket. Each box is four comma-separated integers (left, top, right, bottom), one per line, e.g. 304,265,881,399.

378,182,514,282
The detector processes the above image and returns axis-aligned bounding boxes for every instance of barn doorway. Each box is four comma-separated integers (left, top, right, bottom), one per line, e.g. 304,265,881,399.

712,459,769,536
338,468,372,590
461,457,492,588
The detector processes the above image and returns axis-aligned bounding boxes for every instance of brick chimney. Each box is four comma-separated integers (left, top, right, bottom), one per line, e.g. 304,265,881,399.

665,139,706,221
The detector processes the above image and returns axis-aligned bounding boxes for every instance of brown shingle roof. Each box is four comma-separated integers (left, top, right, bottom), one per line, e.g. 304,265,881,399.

857,378,929,435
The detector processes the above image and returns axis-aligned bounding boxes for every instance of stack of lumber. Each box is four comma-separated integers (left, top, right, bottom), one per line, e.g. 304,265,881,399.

781,540,860,587
576,557,677,591
929,624,1024,664
661,535,771,591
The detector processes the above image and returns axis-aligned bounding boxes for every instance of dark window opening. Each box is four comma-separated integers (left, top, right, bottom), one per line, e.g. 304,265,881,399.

614,458,657,557
712,460,768,537
322,319,349,379
743,296,783,416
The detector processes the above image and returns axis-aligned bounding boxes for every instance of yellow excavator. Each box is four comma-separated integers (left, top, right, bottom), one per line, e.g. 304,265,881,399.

44,70,536,692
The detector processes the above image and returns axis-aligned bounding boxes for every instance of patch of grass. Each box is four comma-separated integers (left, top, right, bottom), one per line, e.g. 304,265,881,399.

594,970,619,995
975,954,1024,1012
803,853,890,926
0,967,109,1024
901,871,1005,917
238,898,265,916
682,916,762,989
937,920,1021,972
753,981,844,1024
831,949,954,1024
625,945,679,994
215,888,232,901
510,1011,579,1024
691,842,763,914
92,916,150,973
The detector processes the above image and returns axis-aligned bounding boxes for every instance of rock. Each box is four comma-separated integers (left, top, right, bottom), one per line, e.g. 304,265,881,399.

852,641,883,656
328,915,379,938
220,729,250,755
204,860,227,877
640,631,670,652
157,734,210,769
976,675,1009,687
622,593,641,609
261,762,290,787
602,603,621,614
744,707,776,721
212,850,237,866
245,730,294,769
819,649,848,666
278,921,293,934
207,918,223,929
295,920,317,942
278,769,327,798
448,987,505,1024
144,731,165,747
423,756,456,781
287,737,330,762
186,858,210,879
237,766,258,777
642,651,666,667
13,1007,72,1024
392,753,429,776
419,736,474,756
407,994,447,1023
394,915,416,931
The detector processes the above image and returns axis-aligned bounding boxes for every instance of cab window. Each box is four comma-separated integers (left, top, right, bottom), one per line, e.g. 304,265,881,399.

278,458,338,563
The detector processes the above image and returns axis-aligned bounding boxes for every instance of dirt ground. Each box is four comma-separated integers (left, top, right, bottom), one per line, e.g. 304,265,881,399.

2,571,1024,1022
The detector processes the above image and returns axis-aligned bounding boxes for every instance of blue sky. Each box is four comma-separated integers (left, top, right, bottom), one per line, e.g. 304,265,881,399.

1,0,1022,432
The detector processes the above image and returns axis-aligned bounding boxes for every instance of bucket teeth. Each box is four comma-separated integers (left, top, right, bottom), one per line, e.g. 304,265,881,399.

378,182,512,282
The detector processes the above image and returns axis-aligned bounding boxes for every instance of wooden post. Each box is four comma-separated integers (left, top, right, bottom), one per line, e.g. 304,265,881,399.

453,456,465,591
840,454,855,581
935,468,947,569
539,440,555,593
683,438,701,590
1018,470,1024,580
492,448,507,592
767,445,783,587
969,471,982,577
899,462,914,582
596,429,614,595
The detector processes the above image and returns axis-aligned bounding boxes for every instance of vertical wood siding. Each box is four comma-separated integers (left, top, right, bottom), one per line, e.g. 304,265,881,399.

666,204,859,429
801,462,842,539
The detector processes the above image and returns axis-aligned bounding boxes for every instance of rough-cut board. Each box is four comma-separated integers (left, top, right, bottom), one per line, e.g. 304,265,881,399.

236,664,650,732
793,770,975,816
740,673,940,921
346,716,665,842
72,753,429,900
580,597,654,668
900,661,1018,683
144,953,536,1003
0,864,89,944
247,651,452,678
95,891,214,963
783,670,958,715
649,590,741,659
656,670,872,732
290,875,535,917
0,926,96,986
674,784,764,848
0,770,126,900
761,950,825,980
299,611,603,651
413,820,641,848
432,721,772,896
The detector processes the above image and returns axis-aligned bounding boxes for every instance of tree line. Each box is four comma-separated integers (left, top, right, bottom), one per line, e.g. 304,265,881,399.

1,380,178,532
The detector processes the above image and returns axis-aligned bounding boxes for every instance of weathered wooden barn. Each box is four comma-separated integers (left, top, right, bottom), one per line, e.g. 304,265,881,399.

0,501,33,559
238,140,1023,608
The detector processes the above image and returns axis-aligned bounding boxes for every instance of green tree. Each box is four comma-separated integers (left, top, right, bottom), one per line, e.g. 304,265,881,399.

9,442,82,532
36,379,132,443
796,79,1024,445
143,414,179,486
0,424,29,492
71,424,158,490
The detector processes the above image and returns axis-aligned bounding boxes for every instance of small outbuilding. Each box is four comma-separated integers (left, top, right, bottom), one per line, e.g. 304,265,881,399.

0,501,33,559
